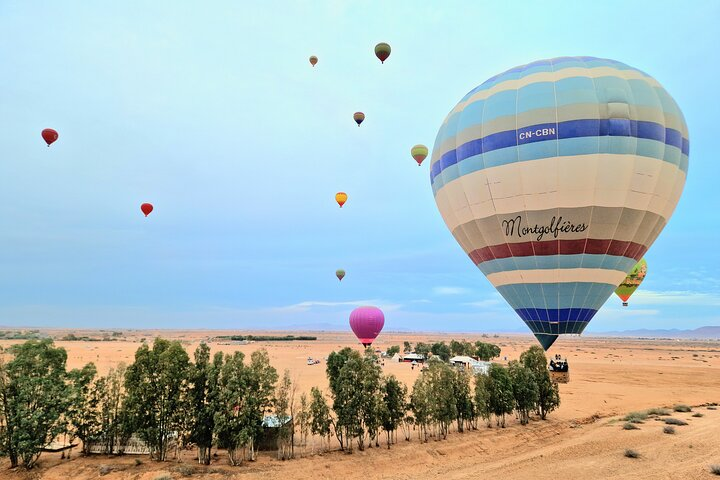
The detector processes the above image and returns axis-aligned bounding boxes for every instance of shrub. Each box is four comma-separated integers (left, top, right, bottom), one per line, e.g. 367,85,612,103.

710,464,720,475
623,422,640,430
134,459,143,466
664,418,688,426
624,449,640,458
663,426,676,434
623,411,648,423
708,406,717,410
172,465,196,476
646,407,671,416
99,465,113,476
692,413,704,418
673,404,692,412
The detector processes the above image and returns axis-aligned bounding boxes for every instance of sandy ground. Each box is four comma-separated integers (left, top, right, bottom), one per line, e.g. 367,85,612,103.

1,330,719,479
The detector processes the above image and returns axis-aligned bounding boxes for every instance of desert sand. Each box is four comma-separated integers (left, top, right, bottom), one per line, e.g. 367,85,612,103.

1,329,719,479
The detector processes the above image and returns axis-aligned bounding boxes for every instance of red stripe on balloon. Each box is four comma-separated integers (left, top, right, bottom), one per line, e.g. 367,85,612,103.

469,239,647,265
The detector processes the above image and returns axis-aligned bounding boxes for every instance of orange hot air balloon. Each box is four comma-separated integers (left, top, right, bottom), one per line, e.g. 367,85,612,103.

309,55,318,67
353,112,365,126
42,128,59,147
141,203,153,217
335,192,347,208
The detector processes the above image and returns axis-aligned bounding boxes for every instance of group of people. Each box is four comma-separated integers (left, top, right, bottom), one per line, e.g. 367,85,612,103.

549,354,569,372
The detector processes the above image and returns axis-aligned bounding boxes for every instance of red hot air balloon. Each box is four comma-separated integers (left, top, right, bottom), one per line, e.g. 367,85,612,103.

349,306,385,348
141,203,153,217
42,128,59,147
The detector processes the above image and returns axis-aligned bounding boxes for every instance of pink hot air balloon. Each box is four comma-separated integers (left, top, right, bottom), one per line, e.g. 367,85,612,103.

349,306,385,348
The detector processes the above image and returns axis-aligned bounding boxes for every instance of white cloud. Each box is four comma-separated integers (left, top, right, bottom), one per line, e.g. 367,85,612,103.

463,298,503,308
433,286,471,296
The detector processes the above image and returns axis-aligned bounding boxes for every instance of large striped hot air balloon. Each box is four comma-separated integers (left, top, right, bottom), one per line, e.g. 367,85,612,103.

430,57,688,350
615,258,647,307
349,306,385,347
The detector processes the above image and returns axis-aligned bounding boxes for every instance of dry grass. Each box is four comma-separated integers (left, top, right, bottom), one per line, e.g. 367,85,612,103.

692,413,704,418
624,449,640,459
673,404,692,412
646,407,671,416
663,426,676,434
664,418,688,426
623,411,648,423
623,422,640,430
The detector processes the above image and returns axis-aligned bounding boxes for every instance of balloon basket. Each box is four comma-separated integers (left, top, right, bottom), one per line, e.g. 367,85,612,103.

550,370,570,384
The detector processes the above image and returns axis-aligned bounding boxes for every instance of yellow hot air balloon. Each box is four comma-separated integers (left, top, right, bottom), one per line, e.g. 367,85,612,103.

335,192,348,208
411,144,429,166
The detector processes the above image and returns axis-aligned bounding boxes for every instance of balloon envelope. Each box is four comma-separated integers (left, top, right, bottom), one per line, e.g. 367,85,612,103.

141,203,153,217
42,128,58,146
353,112,365,126
309,55,318,66
374,42,391,63
349,306,385,347
411,144,429,166
336,269,346,281
430,57,688,350
615,258,647,306
335,192,347,207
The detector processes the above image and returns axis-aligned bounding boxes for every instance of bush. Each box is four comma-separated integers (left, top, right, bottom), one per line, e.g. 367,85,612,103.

646,407,671,416
663,426,676,434
623,411,648,423
99,465,113,476
673,404,692,412
710,464,720,475
624,449,640,458
664,418,688,426
134,459,143,466
692,413,704,418
708,406,717,410
623,422,640,430
172,465,196,476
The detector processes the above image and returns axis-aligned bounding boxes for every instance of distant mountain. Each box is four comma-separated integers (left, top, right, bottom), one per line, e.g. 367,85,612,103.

592,326,720,339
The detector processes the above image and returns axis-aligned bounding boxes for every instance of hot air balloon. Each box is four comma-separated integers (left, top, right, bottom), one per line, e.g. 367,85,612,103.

336,269,346,281
615,258,647,307
42,128,58,147
411,144,428,166
353,112,365,126
141,203,153,217
309,55,318,67
430,57,688,350
349,306,385,347
374,42,391,63
335,192,347,208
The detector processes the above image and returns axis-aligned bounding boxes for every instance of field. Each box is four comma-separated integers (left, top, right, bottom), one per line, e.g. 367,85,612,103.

1,329,720,479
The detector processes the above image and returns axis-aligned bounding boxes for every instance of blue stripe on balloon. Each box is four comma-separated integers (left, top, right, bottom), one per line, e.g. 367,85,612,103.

515,308,597,323
477,254,639,276
496,282,616,310
430,118,689,186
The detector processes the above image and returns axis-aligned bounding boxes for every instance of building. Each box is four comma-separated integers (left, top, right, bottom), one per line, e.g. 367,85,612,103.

449,356,491,375
400,353,425,363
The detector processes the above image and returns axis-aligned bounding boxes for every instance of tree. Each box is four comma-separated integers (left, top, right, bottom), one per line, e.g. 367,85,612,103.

123,338,190,461
487,364,514,427
380,375,406,448
95,363,129,454
430,342,451,362
0,339,69,469
474,342,501,361
508,361,539,425
520,346,560,420
275,370,295,460
414,342,431,359
410,374,432,442
474,373,492,427
449,339,475,357
66,363,101,456
188,344,222,465
386,345,401,357
296,393,311,453
403,341,412,354
309,387,332,450
452,369,474,432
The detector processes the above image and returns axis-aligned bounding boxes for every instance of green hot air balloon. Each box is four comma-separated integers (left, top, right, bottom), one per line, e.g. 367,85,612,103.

615,259,647,307
336,269,346,281
411,144,429,166
374,42,391,63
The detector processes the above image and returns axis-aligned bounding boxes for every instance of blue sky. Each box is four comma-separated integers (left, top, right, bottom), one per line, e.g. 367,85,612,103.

0,0,718,333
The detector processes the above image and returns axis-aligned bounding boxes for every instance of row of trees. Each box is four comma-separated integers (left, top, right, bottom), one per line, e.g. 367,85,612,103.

391,340,502,362
0,339,558,470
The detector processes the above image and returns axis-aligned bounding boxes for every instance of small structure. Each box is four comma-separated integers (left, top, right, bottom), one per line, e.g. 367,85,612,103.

390,353,401,363
258,415,292,451
401,353,425,363
449,356,491,375
548,354,570,384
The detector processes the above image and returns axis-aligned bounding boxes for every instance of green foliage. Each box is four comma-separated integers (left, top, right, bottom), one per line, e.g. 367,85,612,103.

520,346,559,419
0,339,69,469
385,345,401,357
452,369,474,432
309,387,332,440
430,342,451,362
487,364,515,427
449,340,475,357
673,404,692,412
474,373,492,426
474,341,501,361
508,361,539,425
94,363,130,455
646,407,671,416
66,362,101,454
188,344,222,465
403,341,412,353
379,375,406,447
623,422,640,430
123,338,190,461
216,335,317,342
414,342,431,359
0,330,43,340
664,418,688,426
275,370,295,459
623,411,648,423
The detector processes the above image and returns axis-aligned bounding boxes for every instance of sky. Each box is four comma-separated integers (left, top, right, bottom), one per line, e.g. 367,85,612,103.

0,0,719,333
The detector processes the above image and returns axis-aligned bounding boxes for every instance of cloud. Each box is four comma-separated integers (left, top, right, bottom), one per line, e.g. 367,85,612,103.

433,286,471,296
628,290,720,306
271,300,403,313
463,298,503,308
